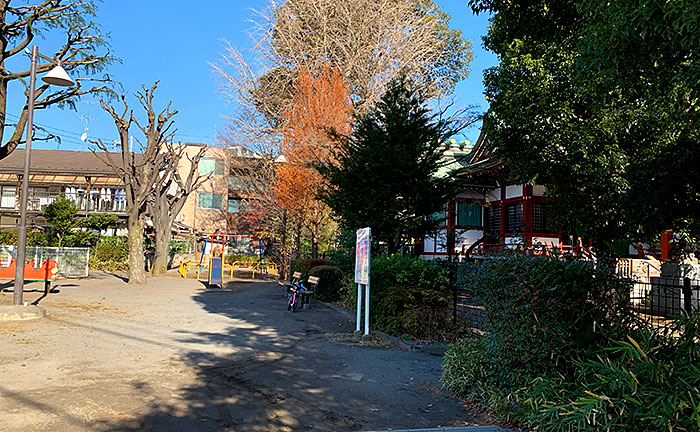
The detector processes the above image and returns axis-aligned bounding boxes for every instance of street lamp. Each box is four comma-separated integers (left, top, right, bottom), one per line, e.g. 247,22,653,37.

13,46,74,306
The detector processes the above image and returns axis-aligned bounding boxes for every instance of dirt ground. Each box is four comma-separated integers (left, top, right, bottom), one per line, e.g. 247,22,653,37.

0,273,482,431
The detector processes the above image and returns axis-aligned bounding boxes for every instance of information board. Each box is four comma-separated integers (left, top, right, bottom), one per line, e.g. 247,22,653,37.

354,227,371,284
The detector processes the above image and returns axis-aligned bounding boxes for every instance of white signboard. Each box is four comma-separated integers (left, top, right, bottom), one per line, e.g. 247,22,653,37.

354,227,371,284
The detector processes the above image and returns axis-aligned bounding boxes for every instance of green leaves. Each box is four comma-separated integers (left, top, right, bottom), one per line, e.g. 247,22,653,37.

318,77,469,252
444,252,700,430
479,0,700,246
42,194,78,247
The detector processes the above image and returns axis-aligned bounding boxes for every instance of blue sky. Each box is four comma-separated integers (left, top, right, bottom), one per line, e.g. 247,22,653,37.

6,1,496,152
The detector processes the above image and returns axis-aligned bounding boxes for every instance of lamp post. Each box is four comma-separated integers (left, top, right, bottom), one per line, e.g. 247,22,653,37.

13,46,74,306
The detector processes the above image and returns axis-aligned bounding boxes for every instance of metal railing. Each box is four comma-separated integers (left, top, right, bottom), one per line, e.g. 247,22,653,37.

437,257,700,334
0,189,127,214
465,242,595,260
0,245,89,278
434,261,487,332
629,277,699,328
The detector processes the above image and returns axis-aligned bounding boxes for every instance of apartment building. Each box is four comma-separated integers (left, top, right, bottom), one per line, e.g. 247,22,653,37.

0,149,128,230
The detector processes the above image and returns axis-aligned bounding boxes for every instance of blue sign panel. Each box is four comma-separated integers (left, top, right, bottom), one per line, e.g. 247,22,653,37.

209,257,223,286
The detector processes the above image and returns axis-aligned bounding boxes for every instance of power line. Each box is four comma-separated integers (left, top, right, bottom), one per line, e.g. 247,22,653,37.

4,113,215,149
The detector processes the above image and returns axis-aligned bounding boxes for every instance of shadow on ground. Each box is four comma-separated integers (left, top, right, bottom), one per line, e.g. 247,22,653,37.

8,279,472,431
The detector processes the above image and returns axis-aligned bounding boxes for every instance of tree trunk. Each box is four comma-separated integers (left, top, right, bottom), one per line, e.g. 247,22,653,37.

151,201,171,276
293,223,302,261
151,223,171,276
388,234,400,255
127,211,147,284
310,224,318,259
280,211,289,280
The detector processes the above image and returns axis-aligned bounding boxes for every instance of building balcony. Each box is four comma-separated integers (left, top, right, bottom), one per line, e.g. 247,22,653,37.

0,189,127,215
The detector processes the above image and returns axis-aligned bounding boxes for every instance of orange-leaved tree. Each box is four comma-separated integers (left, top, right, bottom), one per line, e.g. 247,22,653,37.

274,65,352,258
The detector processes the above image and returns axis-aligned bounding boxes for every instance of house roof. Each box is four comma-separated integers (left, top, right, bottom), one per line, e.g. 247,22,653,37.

452,124,509,187
0,149,129,186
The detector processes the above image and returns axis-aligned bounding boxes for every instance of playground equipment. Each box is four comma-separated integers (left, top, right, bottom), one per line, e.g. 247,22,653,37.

178,232,277,283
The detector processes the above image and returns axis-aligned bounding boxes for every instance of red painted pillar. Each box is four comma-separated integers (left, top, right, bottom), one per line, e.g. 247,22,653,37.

446,199,455,258
660,231,673,262
499,186,506,245
522,185,533,247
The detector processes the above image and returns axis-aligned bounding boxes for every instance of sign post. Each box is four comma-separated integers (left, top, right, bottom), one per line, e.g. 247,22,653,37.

354,227,371,337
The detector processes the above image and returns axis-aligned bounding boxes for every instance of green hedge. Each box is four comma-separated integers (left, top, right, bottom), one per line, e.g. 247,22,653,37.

89,236,129,271
0,230,98,247
367,254,455,340
439,251,697,430
308,265,344,301
291,258,330,279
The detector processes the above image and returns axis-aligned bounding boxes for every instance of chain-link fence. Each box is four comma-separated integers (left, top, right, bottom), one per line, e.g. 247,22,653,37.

0,245,89,278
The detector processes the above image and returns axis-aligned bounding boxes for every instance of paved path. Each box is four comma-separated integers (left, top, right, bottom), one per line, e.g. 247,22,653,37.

0,274,494,431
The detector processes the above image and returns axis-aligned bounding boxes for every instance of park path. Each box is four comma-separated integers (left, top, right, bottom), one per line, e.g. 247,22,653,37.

0,274,482,431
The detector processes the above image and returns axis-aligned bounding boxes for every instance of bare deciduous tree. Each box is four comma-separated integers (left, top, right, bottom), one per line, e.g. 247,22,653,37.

94,82,176,284
212,0,471,153
0,0,116,159
149,143,208,276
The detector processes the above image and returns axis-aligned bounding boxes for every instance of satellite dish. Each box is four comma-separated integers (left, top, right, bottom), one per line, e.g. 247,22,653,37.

80,132,87,142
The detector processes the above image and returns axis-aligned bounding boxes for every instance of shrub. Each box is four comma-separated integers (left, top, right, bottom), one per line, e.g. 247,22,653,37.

90,236,129,271
308,265,345,301
455,252,634,391
26,231,51,246
169,240,191,253
0,231,17,245
225,255,259,265
291,258,331,279
441,251,660,428
368,254,451,339
523,314,700,431
63,231,98,248
304,258,329,273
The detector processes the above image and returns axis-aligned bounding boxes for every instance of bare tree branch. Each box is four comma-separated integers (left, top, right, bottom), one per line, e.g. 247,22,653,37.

0,0,117,160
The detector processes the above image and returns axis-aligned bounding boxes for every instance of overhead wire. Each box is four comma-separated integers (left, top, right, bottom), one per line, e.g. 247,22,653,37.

3,113,214,150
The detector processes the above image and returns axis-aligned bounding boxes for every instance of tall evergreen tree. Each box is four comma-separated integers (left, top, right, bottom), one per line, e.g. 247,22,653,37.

318,77,467,253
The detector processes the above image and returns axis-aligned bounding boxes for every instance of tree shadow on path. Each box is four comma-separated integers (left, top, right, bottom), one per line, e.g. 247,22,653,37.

92,281,474,431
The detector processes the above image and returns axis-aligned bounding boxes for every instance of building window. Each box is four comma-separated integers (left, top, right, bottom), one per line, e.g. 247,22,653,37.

456,202,482,227
423,229,447,254
506,203,523,233
533,202,549,233
485,206,500,235
199,158,225,176
0,185,16,208
229,176,255,191
198,193,223,209
228,198,241,213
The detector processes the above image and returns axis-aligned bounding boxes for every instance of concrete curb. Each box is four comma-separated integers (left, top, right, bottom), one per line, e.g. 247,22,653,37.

0,304,46,321
360,427,507,432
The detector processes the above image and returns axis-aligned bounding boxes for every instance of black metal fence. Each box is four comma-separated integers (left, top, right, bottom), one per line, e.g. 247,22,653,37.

629,277,699,327
434,261,487,332
435,259,700,334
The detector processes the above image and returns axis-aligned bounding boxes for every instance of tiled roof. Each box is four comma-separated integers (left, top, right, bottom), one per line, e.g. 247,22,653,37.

0,149,130,177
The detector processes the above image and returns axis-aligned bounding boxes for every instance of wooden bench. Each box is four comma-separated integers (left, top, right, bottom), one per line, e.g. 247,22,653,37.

285,271,302,297
289,275,319,310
